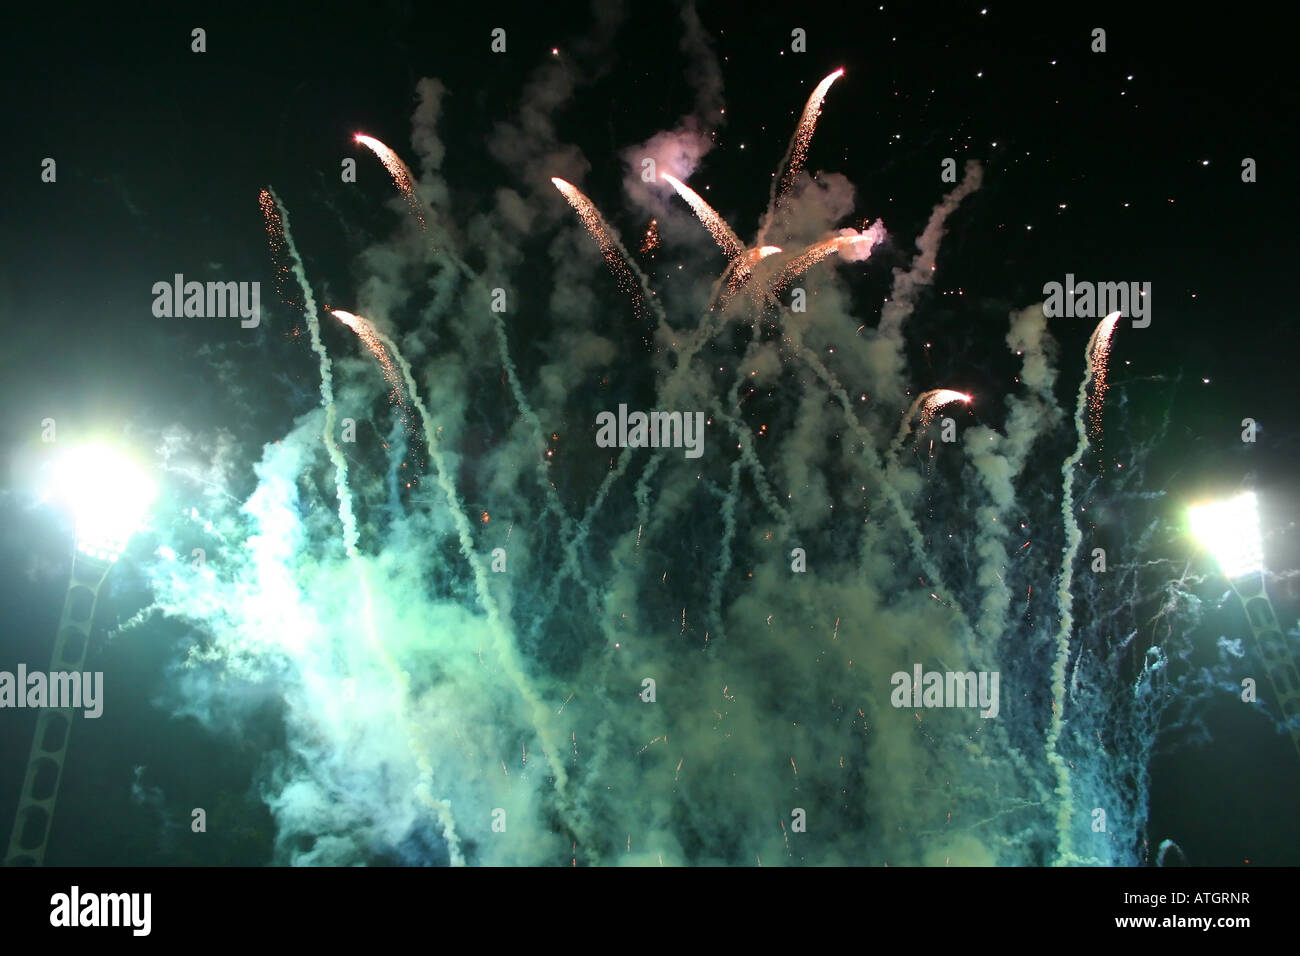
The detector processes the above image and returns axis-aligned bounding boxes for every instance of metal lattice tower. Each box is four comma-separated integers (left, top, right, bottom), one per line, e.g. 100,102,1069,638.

5,550,112,866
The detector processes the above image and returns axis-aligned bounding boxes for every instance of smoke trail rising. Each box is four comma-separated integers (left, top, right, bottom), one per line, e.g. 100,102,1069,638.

354,560,466,866
1047,310,1121,865
328,310,584,851
798,346,975,633
487,309,599,607
287,304,465,864
880,162,983,336
267,187,360,557
871,161,983,403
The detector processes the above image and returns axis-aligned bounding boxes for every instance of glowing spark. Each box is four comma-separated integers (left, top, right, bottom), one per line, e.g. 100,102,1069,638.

725,244,785,298
773,237,844,291
777,68,845,199
354,133,425,227
773,223,886,293
919,389,973,429
889,389,972,462
258,188,297,308
640,218,660,256
331,310,418,444
551,177,648,313
661,173,743,259
1086,311,1121,440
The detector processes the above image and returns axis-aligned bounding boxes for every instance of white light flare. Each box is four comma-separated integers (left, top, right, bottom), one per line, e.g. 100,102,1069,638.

53,445,157,562
1189,491,1264,578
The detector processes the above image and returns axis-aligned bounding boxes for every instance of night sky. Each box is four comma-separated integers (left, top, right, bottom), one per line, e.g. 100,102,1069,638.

1,2,1296,868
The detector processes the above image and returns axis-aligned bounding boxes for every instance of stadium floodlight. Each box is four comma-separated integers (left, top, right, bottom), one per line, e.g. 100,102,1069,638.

1187,490,1300,761
53,444,157,563
1188,491,1264,580
7,442,157,866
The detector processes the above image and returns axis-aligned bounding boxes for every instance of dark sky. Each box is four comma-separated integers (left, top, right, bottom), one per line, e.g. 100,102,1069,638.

3,2,1294,476
0,1,1296,865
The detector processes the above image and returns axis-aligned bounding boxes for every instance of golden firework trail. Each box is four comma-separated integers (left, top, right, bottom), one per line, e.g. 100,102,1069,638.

355,133,426,228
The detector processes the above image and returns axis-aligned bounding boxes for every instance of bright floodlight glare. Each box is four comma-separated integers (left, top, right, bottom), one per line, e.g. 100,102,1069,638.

1189,491,1264,578
54,445,157,562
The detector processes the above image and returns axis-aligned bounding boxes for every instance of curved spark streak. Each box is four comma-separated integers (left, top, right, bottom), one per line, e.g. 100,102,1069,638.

890,389,973,462
551,178,661,326
1087,311,1121,440
724,245,786,299
772,232,872,291
551,177,631,281
919,388,973,429
660,173,743,259
354,133,425,227
331,310,417,440
776,68,845,200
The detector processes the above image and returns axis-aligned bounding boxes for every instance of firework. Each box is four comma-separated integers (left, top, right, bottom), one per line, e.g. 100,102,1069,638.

551,177,659,326
1086,311,1121,440
724,244,784,298
258,188,297,307
551,177,633,287
266,187,360,557
771,232,869,292
769,69,842,208
640,218,660,256
889,389,972,462
150,64,1169,870
330,310,579,832
919,388,972,429
1046,310,1123,865
354,133,426,228
660,172,743,259
331,310,418,443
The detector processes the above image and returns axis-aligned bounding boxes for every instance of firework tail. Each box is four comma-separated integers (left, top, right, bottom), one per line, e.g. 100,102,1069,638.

268,188,361,558
1047,310,1121,865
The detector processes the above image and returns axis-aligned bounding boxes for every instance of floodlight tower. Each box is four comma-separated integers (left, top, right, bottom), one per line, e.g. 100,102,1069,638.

1189,491,1300,761
5,446,155,866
